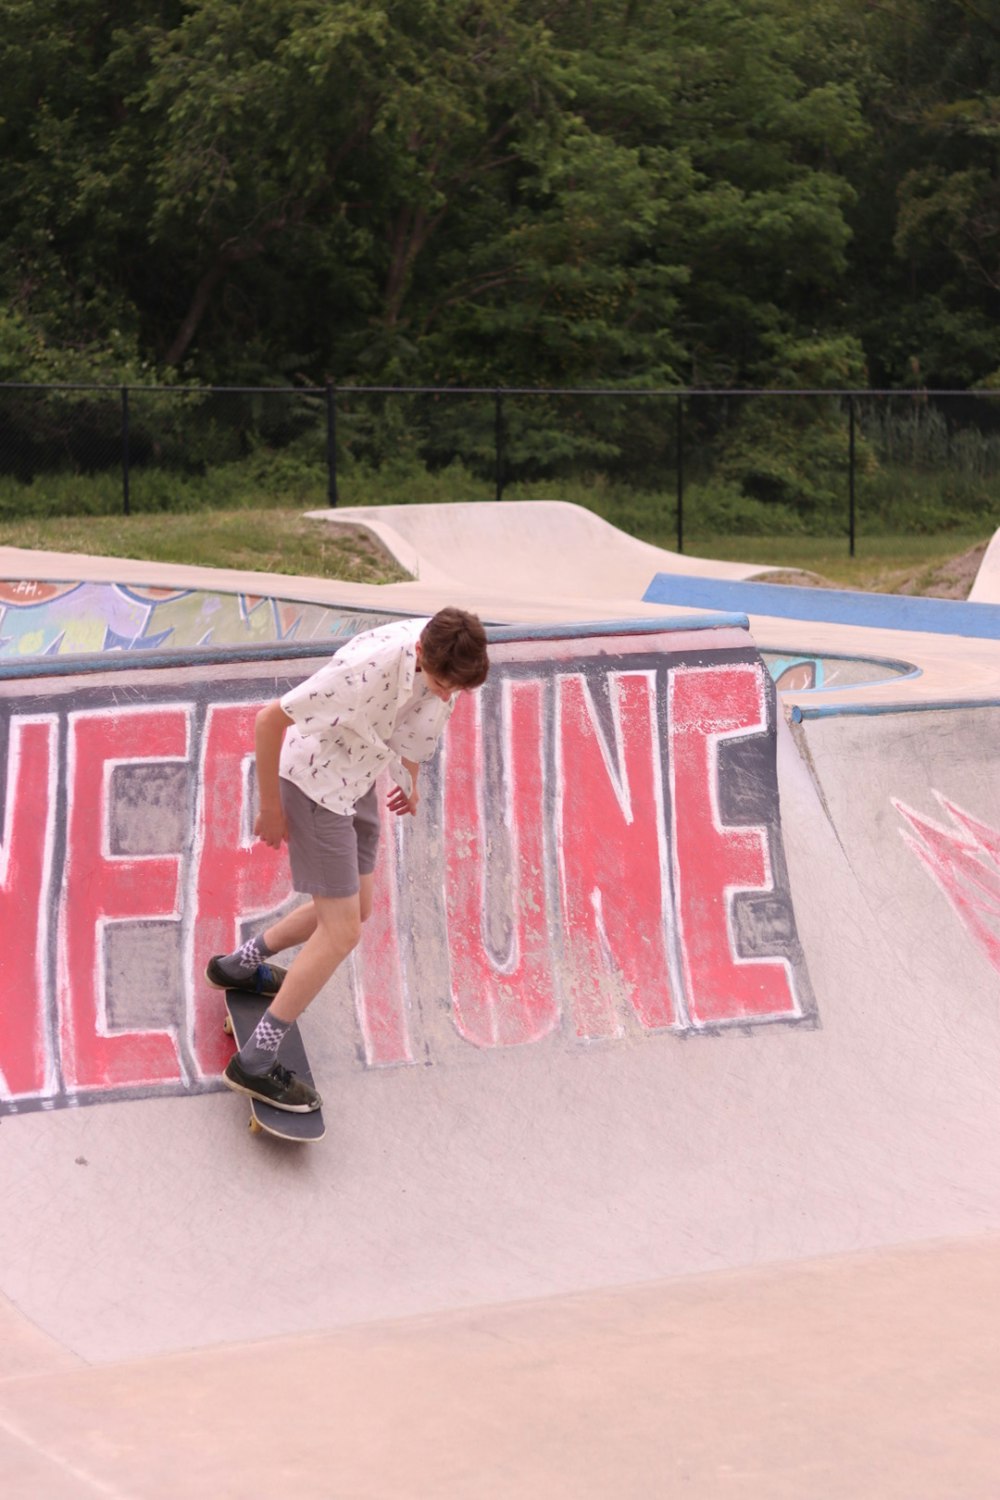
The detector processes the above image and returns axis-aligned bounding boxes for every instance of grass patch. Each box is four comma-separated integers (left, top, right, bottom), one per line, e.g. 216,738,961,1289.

0,508,408,585
676,532,989,594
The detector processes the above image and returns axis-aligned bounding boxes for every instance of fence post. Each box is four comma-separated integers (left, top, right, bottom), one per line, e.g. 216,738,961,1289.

848,394,856,557
121,386,131,517
326,382,338,507
494,389,505,502
675,393,685,553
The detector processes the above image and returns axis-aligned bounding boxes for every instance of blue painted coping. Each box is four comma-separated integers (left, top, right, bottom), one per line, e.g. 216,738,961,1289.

642,574,1000,640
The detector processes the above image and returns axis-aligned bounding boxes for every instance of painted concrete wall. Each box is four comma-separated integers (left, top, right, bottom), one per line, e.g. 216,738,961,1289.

0,616,813,1114
0,579,396,656
1,575,916,705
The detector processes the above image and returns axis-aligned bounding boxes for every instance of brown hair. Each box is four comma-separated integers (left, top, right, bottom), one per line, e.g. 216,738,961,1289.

419,607,490,689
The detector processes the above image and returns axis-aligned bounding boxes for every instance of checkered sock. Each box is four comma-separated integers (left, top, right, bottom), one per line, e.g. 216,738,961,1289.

216,934,275,983
237,1007,292,1076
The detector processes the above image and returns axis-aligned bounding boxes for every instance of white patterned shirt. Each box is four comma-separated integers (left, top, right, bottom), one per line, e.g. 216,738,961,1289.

278,618,455,814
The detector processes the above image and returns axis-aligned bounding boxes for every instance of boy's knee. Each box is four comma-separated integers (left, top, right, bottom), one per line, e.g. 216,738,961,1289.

317,908,362,955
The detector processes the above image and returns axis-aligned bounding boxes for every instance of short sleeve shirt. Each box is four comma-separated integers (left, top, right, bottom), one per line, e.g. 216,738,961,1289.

278,618,456,814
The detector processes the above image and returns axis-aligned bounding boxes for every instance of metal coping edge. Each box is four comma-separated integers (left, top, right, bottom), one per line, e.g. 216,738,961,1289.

762,643,919,678
761,643,922,696
790,696,1000,722
484,613,749,643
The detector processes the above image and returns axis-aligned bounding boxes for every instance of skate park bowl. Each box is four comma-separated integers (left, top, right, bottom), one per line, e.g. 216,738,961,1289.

2,503,1000,1497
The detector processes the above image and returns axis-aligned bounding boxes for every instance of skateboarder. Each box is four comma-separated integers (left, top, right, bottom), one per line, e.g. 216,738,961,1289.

207,607,489,1111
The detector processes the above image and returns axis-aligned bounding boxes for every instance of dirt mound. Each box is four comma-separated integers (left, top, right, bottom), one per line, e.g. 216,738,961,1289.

892,542,987,599
749,569,832,589
760,543,988,599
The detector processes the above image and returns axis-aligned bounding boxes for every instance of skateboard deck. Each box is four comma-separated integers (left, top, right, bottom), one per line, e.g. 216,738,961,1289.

222,992,325,1143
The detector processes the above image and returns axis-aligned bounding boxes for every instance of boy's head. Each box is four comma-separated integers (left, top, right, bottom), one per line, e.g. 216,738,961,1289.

418,607,489,694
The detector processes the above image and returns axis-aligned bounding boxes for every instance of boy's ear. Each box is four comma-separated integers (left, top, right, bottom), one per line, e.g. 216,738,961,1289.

414,639,423,667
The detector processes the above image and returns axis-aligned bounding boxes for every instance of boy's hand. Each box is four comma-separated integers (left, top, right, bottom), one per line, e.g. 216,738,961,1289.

387,784,419,817
254,701,292,849
255,806,287,848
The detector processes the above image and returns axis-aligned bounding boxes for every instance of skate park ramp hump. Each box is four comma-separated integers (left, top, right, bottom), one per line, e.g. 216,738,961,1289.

305,498,786,596
3,505,1000,1497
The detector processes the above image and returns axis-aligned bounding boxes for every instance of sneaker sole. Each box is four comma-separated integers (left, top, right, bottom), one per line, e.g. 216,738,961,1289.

222,1070,321,1114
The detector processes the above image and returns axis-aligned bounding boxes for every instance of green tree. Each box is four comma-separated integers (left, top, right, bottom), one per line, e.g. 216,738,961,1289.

0,0,166,377
837,0,1000,386
127,0,567,376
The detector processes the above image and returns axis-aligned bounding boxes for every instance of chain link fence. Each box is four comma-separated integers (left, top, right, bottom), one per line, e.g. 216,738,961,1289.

1,382,999,552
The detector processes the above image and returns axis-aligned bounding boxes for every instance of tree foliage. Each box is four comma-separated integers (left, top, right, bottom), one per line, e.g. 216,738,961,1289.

0,0,997,402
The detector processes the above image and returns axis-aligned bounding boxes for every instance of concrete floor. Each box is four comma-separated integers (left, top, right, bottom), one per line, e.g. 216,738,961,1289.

3,1236,999,1498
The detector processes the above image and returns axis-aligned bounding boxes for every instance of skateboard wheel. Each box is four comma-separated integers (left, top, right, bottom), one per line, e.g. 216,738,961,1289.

249,1117,263,1135
223,1016,233,1036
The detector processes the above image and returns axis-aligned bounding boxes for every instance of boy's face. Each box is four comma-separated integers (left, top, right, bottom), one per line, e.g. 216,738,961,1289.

421,666,460,703
416,640,460,701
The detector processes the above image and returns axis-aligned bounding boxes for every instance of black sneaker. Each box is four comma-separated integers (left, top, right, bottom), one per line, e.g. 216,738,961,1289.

224,1054,322,1113
206,955,287,996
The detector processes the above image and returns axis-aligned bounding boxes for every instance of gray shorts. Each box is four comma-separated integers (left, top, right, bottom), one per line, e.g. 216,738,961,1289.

279,779,381,898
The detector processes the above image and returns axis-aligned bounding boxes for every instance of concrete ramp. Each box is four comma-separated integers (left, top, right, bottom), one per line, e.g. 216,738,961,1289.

306,499,783,595
969,523,1000,601
2,606,1000,1374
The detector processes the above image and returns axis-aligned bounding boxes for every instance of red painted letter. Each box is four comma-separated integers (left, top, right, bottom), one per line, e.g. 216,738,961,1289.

558,671,677,1037
0,717,57,1100
59,708,187,1092
669,663,798,1024
444,681,558,1047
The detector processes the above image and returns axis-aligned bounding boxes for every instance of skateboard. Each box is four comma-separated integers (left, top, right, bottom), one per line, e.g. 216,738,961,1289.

222,992,325,1143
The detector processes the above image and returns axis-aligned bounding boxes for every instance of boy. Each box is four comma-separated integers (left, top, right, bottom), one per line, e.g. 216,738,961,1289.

207,606,489,1111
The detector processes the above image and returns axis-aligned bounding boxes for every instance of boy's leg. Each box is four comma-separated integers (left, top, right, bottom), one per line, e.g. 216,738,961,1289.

229,880,372,1064
223,787,376,1109
266,892,364,1026
216,782,377,996
357,870,374,925
207,901,318,994
224,893,363,1111
230,892,363,1072
261,900,319,953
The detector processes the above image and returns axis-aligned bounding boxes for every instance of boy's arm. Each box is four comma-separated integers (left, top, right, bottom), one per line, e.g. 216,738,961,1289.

255,699,294,847
387,756,420,817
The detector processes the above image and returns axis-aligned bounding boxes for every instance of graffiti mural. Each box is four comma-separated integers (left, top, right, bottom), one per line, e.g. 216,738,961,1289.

0,580,911,698
895,794,1000,974
0,580,396,657
0,624,815,1114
